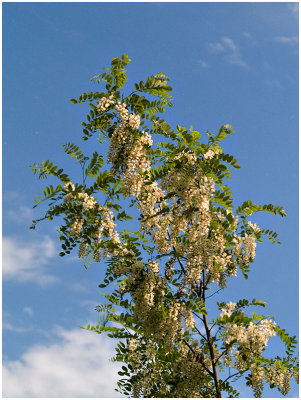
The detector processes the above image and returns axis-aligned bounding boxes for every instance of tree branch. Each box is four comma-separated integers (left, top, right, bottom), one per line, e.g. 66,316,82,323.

182,339,214,377
202,269,222,397
206,288,223,299
223,371,243,384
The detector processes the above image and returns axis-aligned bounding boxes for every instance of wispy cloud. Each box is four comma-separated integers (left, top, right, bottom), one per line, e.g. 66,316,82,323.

6,205,34,224
3,191,20,201
287,3,299,17
264,79,284,90
242,32,252,39
222,37,236,52
275,36,298,46
3,235,59,285
208,37,249,70
68,280,90,293
3,326,120,397
242,32,257,46
3,191,35,224
23,307,34,317
3,322,31,334
80,299,99,315
198,59,208,68
208,41,224,53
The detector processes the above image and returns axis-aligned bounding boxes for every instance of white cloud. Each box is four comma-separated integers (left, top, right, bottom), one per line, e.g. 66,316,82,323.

3,191,21,201
287,3,299,17
198,59,208,68
6,205,33,223
3,322,30,334
226,52,249,69
68,280,90,293
264,79,284,89
3,235,59,285
243,32,252,39
6,205,34,223
208,41,224,53
275,36,298,46
80,299,98,311
23,307,34,317
3,326,121,397
222,37,236,52
207,37,249,70
3,311,33,333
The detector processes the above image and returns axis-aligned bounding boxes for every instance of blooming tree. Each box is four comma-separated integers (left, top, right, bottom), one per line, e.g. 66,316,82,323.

31,54,298,397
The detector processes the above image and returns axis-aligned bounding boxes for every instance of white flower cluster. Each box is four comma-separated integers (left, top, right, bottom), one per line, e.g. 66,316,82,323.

63,182,96,211
107,102,142,175
107,122,132,167
173,358,208,397
126,336,210,398
123,259,190,349
62,182,122,260
163,302,184,346
128,338,139,352
148,260,159,274
128,147,250,290
78,192,96,210
156,155,215,259
123,132,153,197
64,182,75,191
205,227,237,288
63,183,99,242
265,361,293,396
78,240,88,259
125,339,164,397
124,333,215,398
128,113,141,129
181,307,195,330
222,319,276,373
247,221,260,233
220,302,236,318
233,233,256,265
249,363,264,397
94,205,120,249
96,95,114,112
115,101,129,122
139,181,167,243
248,359,295,397
71,217,84,237
64,182,75,203
203,149,216,161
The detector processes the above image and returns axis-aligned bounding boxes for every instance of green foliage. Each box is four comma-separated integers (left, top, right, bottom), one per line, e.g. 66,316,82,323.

31,54,298,398
236,200,286,218
30,160,69,182
62,142,86,162
90,53,131,90
85,152,104,178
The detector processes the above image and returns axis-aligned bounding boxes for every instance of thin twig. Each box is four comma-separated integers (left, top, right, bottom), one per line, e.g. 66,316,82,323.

209,321,218,333
172,246,186,274
206,288,223,299
223,371,242,384
191,310,206,322
214,349,228,366
202,269,222,397
194,325,209,343
182,339,214,377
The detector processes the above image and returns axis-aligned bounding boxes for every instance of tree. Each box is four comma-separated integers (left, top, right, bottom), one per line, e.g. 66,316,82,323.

31,54,298,398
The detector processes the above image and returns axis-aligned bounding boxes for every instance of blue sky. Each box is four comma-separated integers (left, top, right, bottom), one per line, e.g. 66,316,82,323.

2,2,299,397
